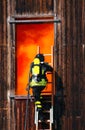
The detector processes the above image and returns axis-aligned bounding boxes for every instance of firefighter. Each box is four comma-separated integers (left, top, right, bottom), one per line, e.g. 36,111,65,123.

28,54,53,121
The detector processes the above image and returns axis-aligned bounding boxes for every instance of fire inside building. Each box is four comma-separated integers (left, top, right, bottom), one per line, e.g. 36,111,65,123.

0,0,85,130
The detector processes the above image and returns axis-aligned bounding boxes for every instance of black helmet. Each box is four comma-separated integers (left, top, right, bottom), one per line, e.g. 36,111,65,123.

35,54,44,62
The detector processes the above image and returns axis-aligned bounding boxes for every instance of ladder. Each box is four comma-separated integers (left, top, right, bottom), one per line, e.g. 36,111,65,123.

34,46,54,130
35,95,53,130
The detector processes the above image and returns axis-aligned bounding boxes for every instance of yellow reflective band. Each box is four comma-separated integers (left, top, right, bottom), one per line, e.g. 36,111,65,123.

42,69,44,75
30,79,47,87
35,101,41,105
37,105,42,108
40,95,43,99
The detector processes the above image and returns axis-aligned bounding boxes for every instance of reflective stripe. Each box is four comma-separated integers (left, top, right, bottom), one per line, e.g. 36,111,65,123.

40,95,43,99
37,105,42,108
42,69,44,75
35,101,42,108
30,78,47,87
35,101,41,105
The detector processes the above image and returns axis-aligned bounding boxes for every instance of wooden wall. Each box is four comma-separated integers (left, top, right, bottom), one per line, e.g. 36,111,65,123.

13,97,35,130
56,1,85,130
0,0,85,130
0,0,8,130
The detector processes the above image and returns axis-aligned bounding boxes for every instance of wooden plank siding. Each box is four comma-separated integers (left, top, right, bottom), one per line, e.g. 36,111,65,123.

0,0,9,130
14,98,35,130
0,0,85,130
9,0,54,16
10,96,35,130
56,0,85,130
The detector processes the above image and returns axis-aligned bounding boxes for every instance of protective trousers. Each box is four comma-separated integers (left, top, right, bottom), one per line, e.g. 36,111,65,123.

32,86,45,110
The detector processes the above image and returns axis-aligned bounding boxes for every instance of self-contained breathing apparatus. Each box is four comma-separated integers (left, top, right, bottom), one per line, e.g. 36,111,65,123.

29,55,47,87
31,58,42,82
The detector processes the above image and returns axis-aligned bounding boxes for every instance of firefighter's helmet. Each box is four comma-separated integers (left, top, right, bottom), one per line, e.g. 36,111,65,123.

35,54,44,62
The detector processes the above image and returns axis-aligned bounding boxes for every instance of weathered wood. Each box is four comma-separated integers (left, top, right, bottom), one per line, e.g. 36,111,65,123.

14,97,35,130
56,0,85,130
0,0,85,130
8,18,61,24
13,0,54,15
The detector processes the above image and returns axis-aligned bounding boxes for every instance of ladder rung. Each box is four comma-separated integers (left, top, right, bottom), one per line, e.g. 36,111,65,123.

38,119,50,123
43,110,50,113
46,72,52,74
39,129,50,130
41,91,52,93
48,82,53,83
43,100,51,102
46,119,50,122
44,54,52,56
